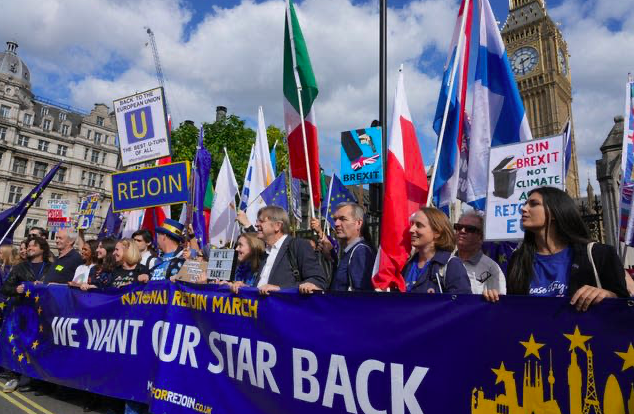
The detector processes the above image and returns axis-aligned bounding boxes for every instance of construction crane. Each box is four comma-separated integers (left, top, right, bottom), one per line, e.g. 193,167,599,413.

145,27,170,117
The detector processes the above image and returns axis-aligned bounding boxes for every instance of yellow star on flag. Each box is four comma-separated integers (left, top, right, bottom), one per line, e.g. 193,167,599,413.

564,325,592,352
498,254,507,264
17,353,24,362
8,334,14,343
25,290,31,298
31,193,38,199
492,362,514,384
616,343,634,372
39,325,43,333
0,302,5,310
37,306,42,315
520,334,545,359
12,347,16,355
31,340,39,350
7,216,14,223
34,295,39,303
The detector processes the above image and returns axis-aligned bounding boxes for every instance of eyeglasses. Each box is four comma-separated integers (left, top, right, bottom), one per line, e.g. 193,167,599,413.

453,223,481,234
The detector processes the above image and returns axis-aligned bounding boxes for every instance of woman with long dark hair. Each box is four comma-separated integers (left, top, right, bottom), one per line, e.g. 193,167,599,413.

81,237,117,290
71,239,99,284
484,187,628,310
230,233,266,293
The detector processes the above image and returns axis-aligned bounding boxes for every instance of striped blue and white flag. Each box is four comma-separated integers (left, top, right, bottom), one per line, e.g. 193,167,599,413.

239,144,255,211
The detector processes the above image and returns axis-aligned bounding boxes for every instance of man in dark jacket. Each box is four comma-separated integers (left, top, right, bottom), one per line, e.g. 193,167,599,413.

2,236,52,297
255,206,327,295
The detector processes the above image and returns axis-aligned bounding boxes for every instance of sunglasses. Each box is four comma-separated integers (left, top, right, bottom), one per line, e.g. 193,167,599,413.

453,223,481,234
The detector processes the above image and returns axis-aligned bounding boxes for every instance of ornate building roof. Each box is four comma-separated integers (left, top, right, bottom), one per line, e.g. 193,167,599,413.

0,41,31,90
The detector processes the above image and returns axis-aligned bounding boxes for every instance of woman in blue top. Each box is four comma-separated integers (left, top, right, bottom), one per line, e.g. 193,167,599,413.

81,237,117,290
401,207,471,294
485,187,628,310
230,233,266,293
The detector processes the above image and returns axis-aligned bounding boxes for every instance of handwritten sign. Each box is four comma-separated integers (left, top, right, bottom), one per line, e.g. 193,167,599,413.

206,249,237,281
485,135,564,241
175,260,208,283
77,194,100,230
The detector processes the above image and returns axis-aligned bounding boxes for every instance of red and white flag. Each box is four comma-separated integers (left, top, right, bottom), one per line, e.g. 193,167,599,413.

372,68,429,291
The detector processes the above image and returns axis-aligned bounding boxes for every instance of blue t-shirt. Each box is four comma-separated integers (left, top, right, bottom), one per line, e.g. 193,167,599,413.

405,257,430,292
151,251,178,281
529,247,573,297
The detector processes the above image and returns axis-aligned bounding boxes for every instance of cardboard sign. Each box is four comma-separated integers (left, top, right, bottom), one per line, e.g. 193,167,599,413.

175,260,208,283
47,199,71,230
206,249,237,281
340,127,383,185
110,162,190,212
77,194,100,230
113,87,171,167
485,135,564,241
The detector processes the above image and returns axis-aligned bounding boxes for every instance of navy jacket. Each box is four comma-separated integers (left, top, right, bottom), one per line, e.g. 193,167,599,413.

401,250,472,294
330,240,375,291
256,236,327,289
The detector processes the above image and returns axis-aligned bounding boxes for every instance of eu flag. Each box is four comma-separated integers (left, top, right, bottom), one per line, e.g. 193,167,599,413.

98,203,123,240
0,162,61,245
321,174,357,228
193,126,212,246
259,174,288,211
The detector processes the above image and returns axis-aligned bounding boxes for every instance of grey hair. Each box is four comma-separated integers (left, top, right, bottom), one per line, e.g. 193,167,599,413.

59,227,77,242
258,205,291,234
334,202,365,222
458,210,484,229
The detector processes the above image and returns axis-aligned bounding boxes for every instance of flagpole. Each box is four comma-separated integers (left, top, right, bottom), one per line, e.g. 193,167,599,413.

426,0,471,207
379,0,387,216
324,173,335,237
0,210,26,246
294,86,316,218
285,135,298,233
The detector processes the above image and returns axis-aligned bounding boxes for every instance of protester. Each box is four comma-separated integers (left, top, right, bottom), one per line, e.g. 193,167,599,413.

230,233,266,293
2,236,52,297
485,187,629,310
148,219,185,281
18,240,28,262
132,229,157,268
302,202,375,292
454,211,506,295
28,226,48,239
43,228,83,284
110,239,149,288
71,240,99,284
0,245,19,284
400,207,471,294
254,205,327,295
82,238,117,290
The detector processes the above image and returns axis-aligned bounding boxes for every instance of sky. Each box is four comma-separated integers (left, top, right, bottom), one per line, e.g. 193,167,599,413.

1,0,633,197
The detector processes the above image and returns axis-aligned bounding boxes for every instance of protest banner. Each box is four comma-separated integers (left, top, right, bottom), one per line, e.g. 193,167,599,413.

110,161,190,212
113,87,171,167
46,199,71,230
485,135,564,240
77,193,100,230
206,249,237,281
0,282,632,414
340,127,383,185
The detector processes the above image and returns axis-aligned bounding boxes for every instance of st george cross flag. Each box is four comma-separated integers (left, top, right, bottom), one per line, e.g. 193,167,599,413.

245,107,276,225
321,174,356,229
193,126,212,246
208,152,239,248
283,0,321,209
372,69,428,291
431,0,473,209
464,0,532,209
257,174,289,212
0,162,61,245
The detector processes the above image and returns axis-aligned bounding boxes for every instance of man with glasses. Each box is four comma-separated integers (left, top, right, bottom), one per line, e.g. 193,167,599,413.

454,211,506,295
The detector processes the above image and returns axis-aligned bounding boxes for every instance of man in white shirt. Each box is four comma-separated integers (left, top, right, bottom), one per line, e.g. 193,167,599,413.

455,211,506,295
255,206,327,295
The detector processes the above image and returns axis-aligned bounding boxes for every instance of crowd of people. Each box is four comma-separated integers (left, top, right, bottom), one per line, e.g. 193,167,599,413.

0,186,632,412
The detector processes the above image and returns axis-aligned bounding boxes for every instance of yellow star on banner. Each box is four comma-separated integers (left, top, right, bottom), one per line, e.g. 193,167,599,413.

8,334,14,343
616,343,634,372
25,290,31,298
39,325,43,333
31,340,39,350
193,206,198,213
492,362,513,384
498,254,507,264
564,325,592,352
0,302,5,310
520,334,545,359
37,307,42,315
34,295,39,303
12,347,16,355
17,353,24,362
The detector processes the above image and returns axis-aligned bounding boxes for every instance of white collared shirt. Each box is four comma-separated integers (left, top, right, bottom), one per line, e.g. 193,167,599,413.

257,234,288,287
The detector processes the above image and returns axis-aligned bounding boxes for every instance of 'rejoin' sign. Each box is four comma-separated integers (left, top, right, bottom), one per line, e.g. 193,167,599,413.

110,162,190,212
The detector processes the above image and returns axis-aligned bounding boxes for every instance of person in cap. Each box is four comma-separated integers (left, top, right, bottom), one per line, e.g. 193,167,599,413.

146,219,186,282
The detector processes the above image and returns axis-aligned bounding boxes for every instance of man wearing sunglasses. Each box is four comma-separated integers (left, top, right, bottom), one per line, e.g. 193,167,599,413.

454,212,506,295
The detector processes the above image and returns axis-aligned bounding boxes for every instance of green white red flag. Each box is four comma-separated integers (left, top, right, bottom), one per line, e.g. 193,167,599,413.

283,0,321,208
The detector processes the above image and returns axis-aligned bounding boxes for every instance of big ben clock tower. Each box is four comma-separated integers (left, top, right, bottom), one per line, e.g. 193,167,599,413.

502,0,580,198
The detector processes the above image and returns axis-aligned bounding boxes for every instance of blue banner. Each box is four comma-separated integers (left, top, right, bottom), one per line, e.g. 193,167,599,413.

111,162,190,212
1,282,633,414
340,127,383,185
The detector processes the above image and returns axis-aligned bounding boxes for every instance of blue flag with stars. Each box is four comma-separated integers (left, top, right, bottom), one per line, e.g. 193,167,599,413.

321,174,357,228
0,162,61,245
97,203,123,240
259,174,288,211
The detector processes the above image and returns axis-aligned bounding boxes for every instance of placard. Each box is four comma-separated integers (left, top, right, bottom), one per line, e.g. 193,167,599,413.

113,87,171,167
206,249,237,281
175,260,208,283
77,194,100,230
340,126,383,185
47,199,71,230
485,135,564,241
110,162,190,212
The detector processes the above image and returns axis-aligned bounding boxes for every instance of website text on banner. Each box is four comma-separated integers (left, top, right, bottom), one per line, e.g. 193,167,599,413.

1,282,632,414
113,87,171,167
110,162,190,212
485,135,564,240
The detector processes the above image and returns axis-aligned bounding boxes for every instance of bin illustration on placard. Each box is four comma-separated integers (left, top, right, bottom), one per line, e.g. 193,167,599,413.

492,156,517,199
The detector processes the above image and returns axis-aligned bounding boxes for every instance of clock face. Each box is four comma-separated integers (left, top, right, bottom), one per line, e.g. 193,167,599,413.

510,47,539,76
558,48,568,75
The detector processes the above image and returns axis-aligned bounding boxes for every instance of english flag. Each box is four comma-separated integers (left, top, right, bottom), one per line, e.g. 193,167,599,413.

372,68,428,291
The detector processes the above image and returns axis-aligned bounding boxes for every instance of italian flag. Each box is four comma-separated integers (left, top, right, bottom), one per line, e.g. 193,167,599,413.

283,0,321,208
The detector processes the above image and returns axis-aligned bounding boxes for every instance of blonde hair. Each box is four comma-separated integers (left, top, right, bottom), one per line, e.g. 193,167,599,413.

0,245,19,266
117,239,142,267
418,207,456,252
238,233,266,273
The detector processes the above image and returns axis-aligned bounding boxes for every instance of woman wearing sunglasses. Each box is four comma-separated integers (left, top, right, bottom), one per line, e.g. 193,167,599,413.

484,186,628,310
401,207,471,294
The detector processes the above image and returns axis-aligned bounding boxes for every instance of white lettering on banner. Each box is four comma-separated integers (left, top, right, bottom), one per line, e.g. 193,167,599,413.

51,317,80,348
82,319,143,355
151,322,200,368
292,347,429,414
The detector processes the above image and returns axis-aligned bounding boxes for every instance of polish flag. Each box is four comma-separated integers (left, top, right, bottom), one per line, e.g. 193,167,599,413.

372,68,429,291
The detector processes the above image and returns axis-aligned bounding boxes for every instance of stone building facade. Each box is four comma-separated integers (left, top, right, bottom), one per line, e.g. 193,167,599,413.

0,40,119,244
